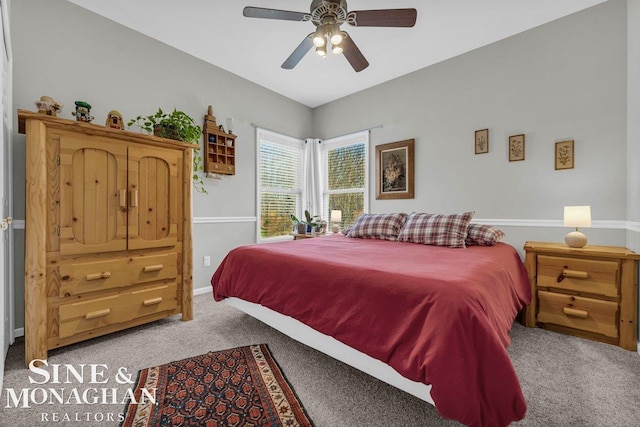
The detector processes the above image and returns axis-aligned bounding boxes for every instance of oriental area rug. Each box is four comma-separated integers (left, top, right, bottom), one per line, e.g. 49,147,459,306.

120,344,313,427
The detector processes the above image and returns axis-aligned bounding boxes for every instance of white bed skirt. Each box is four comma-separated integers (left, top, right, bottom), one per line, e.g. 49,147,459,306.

225,297,435,406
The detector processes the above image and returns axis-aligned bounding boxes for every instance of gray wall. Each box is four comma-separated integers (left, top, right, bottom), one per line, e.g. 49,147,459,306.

628,0,640,339
628,0,640,251
314,1,627,230
10,0,313,328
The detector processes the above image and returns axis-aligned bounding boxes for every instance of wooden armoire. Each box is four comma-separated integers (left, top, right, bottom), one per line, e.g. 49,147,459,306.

18,109,194,366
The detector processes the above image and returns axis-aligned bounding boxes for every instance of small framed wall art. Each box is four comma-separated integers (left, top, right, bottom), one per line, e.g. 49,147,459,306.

555,139,574,170
509,134,525,162
475,129,489,154
376,139,415,200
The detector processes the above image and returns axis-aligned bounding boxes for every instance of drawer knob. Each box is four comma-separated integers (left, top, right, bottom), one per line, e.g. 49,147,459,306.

143,264,164,272
563,307,588,318
86,272,111,281
143,297,163,306
85,308,111,320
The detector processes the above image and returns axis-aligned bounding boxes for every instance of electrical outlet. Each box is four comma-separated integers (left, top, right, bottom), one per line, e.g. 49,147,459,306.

203,256,211,267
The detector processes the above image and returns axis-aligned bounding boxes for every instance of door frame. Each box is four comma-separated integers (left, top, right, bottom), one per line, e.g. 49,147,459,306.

1,0,15,390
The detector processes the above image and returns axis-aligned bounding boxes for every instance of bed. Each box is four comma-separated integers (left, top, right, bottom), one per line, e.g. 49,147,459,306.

211,234,531,426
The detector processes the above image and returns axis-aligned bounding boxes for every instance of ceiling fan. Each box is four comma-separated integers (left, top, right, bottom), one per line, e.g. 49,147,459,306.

243,0,417,72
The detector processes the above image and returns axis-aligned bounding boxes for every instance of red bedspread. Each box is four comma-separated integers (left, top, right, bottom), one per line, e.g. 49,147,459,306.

211,235,531,426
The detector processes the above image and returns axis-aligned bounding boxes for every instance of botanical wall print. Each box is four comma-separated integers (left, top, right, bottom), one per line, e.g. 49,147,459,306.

475,129,489,154
555,139,574,170
509,134,525,162
376,139,415,200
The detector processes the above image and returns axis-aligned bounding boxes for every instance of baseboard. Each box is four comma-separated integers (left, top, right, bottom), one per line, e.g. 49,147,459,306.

193,286,212,296
637,341,640,356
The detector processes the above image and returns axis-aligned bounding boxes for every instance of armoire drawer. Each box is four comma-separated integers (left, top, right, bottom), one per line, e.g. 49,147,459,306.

537,255,619,298
537,290,618,338
58,283,178,339
59,253,178,296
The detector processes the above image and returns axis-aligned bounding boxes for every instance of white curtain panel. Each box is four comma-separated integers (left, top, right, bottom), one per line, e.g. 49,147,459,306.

302,139,323,218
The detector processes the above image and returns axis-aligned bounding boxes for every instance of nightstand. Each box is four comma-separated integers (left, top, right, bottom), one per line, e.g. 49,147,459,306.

522,241,640,351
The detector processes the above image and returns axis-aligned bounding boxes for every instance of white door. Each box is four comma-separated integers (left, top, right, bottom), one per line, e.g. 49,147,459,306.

0,0,13,389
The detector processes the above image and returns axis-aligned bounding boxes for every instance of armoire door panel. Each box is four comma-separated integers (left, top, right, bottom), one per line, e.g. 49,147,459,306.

59,136,128,255
127,145,181,250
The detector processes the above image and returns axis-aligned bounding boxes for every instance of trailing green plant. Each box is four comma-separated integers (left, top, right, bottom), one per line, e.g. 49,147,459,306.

128,108,207,194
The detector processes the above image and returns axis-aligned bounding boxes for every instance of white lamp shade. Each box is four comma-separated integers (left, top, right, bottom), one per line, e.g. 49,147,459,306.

563,206,591,228
330,210,342,222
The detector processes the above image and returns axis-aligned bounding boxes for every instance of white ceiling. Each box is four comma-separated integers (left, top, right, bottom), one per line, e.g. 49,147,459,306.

67,0,606,108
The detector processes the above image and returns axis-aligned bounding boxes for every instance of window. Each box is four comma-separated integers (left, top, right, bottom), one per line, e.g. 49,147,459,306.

256,129,303,241
322,131,369,229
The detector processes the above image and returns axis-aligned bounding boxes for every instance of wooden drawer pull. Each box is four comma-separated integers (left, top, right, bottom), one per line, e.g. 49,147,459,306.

563,307,588,318
563,269,589,279
143,297,163,306
119,189,127,208
86,272,111,281
143,264,164,272
130,189,138,207
85,308,111,320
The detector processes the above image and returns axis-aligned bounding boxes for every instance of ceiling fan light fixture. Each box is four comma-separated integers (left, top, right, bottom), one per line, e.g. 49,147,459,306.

332,40,344,54
328,24,343,45
315,45,327,57
244,1,417,72
312,26,326,47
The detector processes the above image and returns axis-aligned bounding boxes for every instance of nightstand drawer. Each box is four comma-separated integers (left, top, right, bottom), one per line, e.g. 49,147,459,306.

538,290,618,338
537,255,618,297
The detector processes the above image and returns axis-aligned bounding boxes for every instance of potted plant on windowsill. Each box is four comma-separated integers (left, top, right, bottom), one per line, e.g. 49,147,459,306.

290,214,306,234
291,211,326,235
128,108,207,194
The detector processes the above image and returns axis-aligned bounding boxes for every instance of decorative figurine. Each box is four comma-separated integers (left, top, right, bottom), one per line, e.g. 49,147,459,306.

72,101,94,123
35,96,62,116
105,110,124,130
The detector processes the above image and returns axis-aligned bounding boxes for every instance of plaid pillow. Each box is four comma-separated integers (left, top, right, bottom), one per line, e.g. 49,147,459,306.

465,224,505,246
346,213,408,241
397,212,475,248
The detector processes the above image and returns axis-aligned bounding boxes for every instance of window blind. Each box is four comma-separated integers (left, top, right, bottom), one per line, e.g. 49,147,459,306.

258,136,303,240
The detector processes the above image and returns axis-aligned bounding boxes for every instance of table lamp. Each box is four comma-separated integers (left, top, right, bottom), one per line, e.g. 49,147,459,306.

331,210,342,234
563,205,591,248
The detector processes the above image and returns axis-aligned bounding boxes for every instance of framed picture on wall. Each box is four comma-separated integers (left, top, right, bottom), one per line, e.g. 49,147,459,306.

509,134,525,162
555,139,574,170
475,129,489,154
376,139,415,200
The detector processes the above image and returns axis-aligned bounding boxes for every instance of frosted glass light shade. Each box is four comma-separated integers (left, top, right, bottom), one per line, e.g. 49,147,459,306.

313,27,326,47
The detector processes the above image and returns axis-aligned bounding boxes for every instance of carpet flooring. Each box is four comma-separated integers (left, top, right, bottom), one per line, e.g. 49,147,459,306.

1,293,639,426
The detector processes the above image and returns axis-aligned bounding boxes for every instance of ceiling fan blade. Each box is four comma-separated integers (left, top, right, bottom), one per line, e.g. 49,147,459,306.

282,34,315,69
347,9,417,27
243,7,311,22
342,34,369,72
